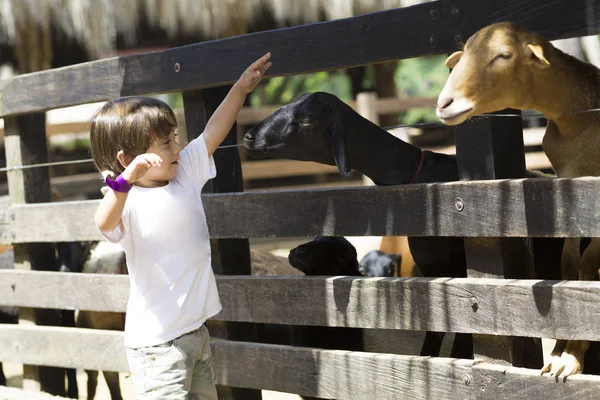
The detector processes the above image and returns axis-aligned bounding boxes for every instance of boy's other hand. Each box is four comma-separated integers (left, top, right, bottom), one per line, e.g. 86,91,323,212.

235,52,272,94
122,153,163,184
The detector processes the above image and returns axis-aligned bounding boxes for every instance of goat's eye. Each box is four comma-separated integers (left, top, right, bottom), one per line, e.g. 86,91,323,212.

497,51,512,60
300,121,311,127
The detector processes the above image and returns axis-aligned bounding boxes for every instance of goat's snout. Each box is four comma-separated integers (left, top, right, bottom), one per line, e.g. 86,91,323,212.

243,131,255,142
437,96,454,111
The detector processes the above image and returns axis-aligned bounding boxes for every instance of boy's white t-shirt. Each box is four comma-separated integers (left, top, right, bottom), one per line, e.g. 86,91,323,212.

101,135,221,349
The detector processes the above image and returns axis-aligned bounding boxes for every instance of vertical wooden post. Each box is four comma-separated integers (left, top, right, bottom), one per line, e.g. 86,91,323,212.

454,110,543,368
5,114,70,395
182,87,261,400
356,92,379,186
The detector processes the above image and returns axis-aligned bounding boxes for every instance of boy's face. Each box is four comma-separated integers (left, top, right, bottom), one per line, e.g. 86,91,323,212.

137,131,181,187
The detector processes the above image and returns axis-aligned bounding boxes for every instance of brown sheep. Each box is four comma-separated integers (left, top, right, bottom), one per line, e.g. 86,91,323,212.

436,21,600,377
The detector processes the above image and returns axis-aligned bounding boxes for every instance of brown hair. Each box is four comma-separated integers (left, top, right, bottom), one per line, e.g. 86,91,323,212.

90,96,177,178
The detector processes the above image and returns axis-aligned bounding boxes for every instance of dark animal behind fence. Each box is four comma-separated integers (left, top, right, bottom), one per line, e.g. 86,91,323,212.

243,91,563,360
287,236,364,400
359,250,401,277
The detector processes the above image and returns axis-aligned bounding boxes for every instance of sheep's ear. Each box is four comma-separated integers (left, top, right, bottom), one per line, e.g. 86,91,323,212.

331,114,351,176
445,51,463,68
527,44,550,68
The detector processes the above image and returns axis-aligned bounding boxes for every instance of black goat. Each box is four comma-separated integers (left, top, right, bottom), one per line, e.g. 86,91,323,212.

244,92,563,360
287,236,364,354
289,236,360,276
287,236,363,400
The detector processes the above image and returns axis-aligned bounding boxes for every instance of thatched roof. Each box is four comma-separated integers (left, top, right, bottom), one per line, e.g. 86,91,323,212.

0,0,426,73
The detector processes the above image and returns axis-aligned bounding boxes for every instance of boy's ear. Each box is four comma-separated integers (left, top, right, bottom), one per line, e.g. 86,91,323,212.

117,150,130,168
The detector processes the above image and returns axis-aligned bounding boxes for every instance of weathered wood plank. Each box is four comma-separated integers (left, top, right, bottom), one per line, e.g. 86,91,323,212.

472,363,600,399
0,0,598,117
0,324,471,399
3,325,600,399
3,271,600,341
4,177,600,242
0,324,128,372
213,339,474,399
0,271,128,312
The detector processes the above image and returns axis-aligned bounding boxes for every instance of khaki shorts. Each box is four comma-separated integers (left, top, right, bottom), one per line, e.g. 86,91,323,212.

126,325,217,400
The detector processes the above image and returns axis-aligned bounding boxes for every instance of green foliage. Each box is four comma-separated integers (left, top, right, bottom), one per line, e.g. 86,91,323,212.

395,55,448,124
251,71,353,107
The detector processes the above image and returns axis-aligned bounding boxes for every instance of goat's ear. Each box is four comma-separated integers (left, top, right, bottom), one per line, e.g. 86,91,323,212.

527,44,550,68
331,113,351,177
445,51,463,69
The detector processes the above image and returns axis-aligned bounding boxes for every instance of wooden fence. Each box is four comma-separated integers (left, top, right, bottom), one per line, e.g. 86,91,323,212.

1,0,600,399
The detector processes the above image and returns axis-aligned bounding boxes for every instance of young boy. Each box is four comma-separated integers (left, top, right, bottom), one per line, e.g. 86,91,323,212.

90,53,272,399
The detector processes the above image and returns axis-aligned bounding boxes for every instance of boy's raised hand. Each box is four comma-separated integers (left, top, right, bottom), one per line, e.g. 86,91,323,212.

235,53,272,94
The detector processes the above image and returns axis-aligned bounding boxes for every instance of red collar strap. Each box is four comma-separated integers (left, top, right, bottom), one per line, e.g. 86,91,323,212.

409,150,424,184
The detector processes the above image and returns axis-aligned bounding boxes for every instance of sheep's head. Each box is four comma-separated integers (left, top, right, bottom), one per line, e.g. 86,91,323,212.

288,236,361,276
436,22,551,125
244,92,352,176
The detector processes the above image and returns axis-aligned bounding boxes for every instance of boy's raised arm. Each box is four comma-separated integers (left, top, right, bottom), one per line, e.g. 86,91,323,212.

202,53,272,156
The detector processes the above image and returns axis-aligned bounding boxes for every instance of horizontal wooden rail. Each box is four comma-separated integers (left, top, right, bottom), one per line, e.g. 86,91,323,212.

1,324,599,399
3,177,600,242
3,271,600,341
0,0,597,117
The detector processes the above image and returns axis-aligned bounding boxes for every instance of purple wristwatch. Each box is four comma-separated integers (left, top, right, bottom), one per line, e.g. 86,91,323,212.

105,174,132,193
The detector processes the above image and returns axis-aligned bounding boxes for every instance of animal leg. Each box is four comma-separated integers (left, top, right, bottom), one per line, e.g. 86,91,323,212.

86,370,98,399
103,370,123,400
578,237,600,281
66,367,78,398
0,362,6,386
541,339,567,375
561,237,581,280
548,238,600,377
554,340,589,378
541,238,585,376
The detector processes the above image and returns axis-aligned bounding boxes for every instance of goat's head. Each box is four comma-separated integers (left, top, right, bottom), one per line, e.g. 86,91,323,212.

437,22,551,125
359,250,400,277
288,236,360,276
244,92,352,176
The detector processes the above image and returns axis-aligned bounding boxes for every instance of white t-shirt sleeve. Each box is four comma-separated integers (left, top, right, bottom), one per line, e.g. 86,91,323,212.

97,203,129,244
99,223,125,243
177,135,217,192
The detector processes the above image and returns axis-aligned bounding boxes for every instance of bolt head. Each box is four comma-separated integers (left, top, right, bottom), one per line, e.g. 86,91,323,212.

455,198,464,212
